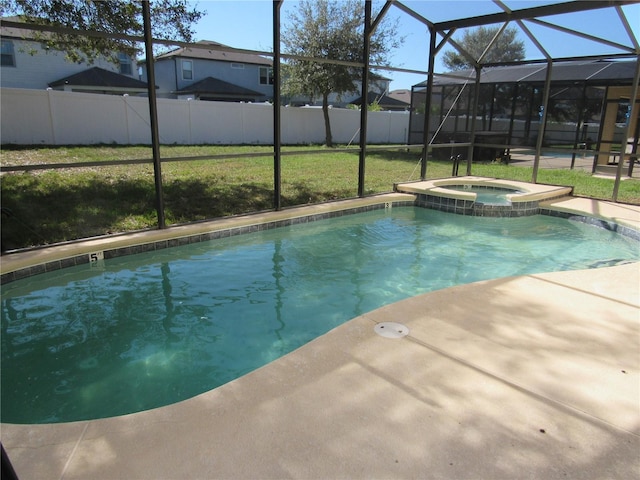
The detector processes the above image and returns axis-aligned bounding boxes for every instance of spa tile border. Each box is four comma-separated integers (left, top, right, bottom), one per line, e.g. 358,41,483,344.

416,189,640,239
415,191,570,217
1,201,414,285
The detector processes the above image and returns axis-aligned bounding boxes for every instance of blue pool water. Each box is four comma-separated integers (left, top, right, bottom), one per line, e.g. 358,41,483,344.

441,185,523,204
1,207,638,424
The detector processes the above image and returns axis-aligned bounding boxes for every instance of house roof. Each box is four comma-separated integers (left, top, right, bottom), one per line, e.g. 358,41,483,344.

0,16,38,39
416,60,637,88
48,67,149,90
174,76,264,98
349,92,410,109
388,89,412,104
155,40,272,66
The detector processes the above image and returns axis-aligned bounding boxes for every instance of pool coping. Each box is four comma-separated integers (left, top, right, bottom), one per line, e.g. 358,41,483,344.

395,176,574,203
0,193,416,281
1,187,640,479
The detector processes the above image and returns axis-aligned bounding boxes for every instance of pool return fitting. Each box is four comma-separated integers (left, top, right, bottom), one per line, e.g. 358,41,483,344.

374,322,409,339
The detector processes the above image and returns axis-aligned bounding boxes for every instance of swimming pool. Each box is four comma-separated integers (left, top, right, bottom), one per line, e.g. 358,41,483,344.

2,206,638,424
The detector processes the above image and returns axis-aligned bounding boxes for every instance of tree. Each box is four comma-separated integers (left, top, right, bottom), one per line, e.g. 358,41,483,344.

281,0,401,147
0,0,203,64
442,26,525,71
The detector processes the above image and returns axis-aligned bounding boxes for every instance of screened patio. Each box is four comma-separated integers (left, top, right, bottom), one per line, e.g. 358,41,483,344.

409,59,639,179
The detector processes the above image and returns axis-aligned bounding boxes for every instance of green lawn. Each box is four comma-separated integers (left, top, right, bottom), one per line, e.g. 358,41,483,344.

1,145,639,250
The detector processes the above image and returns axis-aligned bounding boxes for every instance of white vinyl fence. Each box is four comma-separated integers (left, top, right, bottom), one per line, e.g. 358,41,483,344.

0,88,410,146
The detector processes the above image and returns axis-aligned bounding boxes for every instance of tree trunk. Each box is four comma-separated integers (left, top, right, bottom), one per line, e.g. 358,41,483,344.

322,92,333,147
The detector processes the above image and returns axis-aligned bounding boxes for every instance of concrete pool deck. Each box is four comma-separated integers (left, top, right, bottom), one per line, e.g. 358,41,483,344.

1,196,639,479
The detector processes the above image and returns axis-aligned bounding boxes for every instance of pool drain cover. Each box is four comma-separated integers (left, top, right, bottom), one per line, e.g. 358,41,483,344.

374,322,409,338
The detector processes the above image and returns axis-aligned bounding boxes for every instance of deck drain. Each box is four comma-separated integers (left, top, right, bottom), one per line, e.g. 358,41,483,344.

374,322,409,338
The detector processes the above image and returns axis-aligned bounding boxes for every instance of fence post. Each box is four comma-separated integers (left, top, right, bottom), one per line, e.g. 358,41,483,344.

46,88,57,145
123,95,131,145
188,98,193,145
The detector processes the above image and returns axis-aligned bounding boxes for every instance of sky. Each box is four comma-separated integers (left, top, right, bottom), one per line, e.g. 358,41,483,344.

188,0,640,91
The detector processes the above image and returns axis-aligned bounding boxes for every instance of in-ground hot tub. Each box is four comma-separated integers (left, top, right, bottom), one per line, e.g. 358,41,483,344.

439,184,523,205
395,176,573,217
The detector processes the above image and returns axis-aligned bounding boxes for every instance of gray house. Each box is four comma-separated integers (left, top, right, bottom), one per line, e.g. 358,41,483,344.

0,18,146,95
140,40,273,102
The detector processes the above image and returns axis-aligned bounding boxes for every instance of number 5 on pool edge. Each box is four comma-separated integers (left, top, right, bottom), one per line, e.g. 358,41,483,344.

89,251,105,269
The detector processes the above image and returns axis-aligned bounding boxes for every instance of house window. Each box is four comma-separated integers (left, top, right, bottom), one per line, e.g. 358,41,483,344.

182,59,193,80
118,52,132,75
231,63,244,69
1,39,16,67
259,67,274,85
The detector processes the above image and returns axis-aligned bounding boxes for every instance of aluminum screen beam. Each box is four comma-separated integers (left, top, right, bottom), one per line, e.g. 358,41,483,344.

273,1,283,211
433,1,631,31
420,29,438,180
613,56,640,201
467,67,482,176
142,0,165,229
526,18,636,54
532,60,554,184
358,1,373,198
